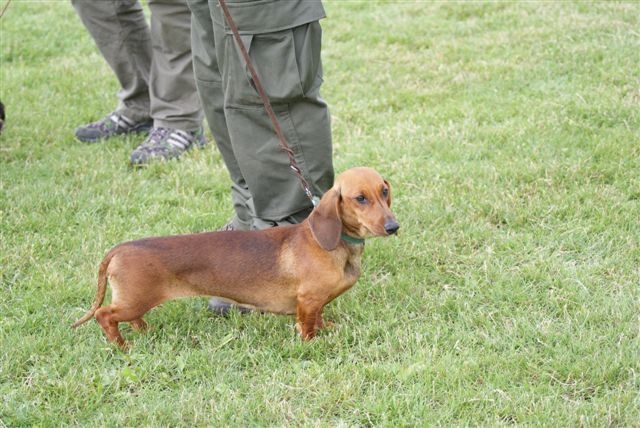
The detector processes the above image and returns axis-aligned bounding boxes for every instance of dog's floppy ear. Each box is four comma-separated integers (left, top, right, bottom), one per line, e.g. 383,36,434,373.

308,188,342,251
384,179,392,207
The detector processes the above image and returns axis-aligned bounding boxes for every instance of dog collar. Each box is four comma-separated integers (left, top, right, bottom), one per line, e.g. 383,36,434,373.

341,234,365,245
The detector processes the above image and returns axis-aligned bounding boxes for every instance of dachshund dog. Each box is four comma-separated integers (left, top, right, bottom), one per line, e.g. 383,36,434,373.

72,167,399,348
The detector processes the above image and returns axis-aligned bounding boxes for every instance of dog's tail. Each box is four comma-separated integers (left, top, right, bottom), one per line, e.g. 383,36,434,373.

71,251,113,328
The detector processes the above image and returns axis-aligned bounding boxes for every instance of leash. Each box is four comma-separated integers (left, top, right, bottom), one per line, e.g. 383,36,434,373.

0,0,11,19
218,0,320,207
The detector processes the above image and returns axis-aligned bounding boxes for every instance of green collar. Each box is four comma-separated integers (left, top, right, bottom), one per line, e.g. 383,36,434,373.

341,234,365,245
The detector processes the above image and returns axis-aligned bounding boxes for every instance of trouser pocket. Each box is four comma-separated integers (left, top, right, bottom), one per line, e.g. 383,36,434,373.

224,22,322,108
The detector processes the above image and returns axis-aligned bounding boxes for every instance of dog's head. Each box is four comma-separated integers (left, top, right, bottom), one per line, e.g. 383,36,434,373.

308,167,399,251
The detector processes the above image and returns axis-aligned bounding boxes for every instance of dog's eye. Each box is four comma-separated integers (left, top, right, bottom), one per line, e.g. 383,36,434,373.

382,188,389,198
355,195,367,204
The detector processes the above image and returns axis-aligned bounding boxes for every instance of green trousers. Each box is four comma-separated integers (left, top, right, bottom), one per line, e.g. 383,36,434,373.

72,0,202,132
187,0,334,229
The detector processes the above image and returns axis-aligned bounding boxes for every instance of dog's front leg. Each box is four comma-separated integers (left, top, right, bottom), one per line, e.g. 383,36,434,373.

296,298,324,340
314,309,325,331
314,310,335,331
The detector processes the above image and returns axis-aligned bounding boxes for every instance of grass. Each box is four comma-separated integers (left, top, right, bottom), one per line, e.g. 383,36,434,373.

1,1,639,426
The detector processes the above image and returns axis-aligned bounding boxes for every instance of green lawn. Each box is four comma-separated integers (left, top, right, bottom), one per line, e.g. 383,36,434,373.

1,1,639,426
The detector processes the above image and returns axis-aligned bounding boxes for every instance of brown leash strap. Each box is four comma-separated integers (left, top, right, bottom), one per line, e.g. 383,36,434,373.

218,0,319,206
0,0,12,19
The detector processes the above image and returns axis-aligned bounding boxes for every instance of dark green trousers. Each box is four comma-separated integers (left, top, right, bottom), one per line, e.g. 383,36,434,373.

188,0,334,229
72,0,203,131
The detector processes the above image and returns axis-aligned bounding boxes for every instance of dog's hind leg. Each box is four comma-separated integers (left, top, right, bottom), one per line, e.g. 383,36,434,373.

95,304,150,349
95,306,128,348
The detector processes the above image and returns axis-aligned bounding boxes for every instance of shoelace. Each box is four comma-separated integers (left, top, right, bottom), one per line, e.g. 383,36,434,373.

141,127,170,147
137,128,196,152
88,113,134,132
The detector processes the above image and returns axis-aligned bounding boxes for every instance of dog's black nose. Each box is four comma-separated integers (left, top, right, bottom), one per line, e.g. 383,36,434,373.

384,220,400,235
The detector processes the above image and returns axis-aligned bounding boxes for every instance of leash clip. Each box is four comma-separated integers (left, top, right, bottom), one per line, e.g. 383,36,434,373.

304,186,320,207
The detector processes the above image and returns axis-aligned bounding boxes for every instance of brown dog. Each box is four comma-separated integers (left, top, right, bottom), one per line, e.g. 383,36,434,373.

72,167,399,348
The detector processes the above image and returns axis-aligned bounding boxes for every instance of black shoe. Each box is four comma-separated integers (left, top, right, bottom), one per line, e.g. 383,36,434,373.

130,127,206,165
75,112,152,143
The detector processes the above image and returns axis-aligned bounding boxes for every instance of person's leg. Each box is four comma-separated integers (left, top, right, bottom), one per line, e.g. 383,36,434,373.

130,0,206,164
215,17,334,226
191,2,335,228
187,0,253,230
188,0,250,313
147,0,202,131
71,0,151,124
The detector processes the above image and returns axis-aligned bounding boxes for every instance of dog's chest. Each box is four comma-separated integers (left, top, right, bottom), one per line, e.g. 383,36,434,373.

343,253,362,283
338,244,364,287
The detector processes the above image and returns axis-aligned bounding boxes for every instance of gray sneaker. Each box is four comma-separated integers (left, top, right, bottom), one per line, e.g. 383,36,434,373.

75,112,152,143
130,127,206,165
